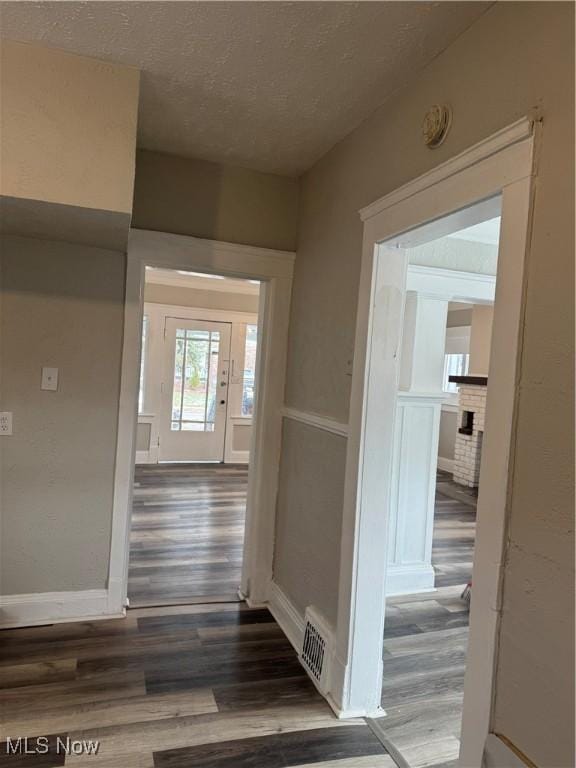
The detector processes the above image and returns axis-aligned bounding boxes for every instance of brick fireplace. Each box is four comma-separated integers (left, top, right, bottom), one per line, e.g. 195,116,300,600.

449,375,488,488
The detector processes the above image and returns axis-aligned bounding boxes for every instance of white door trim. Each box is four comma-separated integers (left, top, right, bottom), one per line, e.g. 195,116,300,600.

334,117,537,768
108,229,295,614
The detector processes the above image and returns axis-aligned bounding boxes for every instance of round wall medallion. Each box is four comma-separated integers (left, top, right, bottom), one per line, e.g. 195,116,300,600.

422,104,452,148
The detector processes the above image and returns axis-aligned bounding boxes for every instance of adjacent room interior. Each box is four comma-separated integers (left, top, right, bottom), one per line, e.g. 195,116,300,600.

373,212,499,766
128,267,260,608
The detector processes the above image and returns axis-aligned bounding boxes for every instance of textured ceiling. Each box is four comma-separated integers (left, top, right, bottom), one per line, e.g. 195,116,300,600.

0,1,491,176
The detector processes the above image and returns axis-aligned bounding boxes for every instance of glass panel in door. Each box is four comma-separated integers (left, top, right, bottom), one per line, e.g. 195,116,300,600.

160,319,231,462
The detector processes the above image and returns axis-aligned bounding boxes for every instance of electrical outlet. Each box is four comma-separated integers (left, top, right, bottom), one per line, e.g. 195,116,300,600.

0,412,13,435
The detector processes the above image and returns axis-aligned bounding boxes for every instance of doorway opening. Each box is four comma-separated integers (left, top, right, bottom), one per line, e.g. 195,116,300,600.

128,266,261,608
373,209,501,767
333,119,534,766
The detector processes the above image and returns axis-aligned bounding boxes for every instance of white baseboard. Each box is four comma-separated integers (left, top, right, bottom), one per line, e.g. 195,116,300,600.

386,564,436,596
0,589,124,629
267,581,305,653
438,456,455,473
267,582,352,719
483,733,536,767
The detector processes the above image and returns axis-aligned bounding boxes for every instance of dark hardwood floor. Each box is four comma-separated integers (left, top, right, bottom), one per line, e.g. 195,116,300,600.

373,470,477,768
0,604,396,768
128,464,248,608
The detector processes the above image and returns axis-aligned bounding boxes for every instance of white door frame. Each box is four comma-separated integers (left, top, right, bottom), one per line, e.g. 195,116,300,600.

332,118,537,767
108,229,295,613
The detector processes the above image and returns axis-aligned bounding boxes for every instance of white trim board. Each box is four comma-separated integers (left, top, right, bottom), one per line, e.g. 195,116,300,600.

267,581,305,653
334,116,536,768
281,407,349,438
146,303,259,325
406,265,496,304
109,229,295,618
0,590,122,629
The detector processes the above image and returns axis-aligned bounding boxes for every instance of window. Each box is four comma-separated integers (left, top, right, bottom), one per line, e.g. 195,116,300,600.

443,353,469,393
138,315,148,413
241,324,258,417
171,328,220,431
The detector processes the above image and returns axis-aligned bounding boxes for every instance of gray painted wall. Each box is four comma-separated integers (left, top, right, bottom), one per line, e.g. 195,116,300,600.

275,4,574,764
132,150,299,252
274,418,346,627
0,236,125,595
447,308,472,328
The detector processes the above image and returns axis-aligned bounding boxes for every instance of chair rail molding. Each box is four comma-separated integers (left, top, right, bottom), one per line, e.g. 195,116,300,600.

281,406,349,438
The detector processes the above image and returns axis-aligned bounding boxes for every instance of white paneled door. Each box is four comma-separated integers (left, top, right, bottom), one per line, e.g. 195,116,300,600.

159,318,231,462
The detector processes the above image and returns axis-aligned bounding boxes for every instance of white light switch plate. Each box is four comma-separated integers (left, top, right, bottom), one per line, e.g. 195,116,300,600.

0,412,13,435
41,367,59,391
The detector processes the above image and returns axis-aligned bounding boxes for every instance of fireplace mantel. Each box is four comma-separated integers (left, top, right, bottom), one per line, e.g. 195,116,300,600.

449,375,488,386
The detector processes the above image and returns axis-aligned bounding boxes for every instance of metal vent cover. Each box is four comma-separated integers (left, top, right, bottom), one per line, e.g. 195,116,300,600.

301,607,332,694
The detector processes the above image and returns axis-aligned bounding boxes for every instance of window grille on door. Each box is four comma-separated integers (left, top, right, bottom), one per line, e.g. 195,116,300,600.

171,328,220,431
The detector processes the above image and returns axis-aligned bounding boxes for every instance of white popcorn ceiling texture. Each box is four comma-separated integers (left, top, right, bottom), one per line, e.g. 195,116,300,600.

1,1,490,176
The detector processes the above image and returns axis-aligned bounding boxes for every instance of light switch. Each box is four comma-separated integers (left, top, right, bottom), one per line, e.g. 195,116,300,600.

41,367,59,391
0,412,13,435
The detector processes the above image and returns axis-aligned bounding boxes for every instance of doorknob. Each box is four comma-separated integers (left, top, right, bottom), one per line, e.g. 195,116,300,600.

220,400,226,405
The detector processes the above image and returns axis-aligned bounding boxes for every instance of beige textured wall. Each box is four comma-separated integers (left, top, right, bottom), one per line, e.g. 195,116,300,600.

0,236,125,594
276,3,574,764
0,41,139,214
469,305,494,375
144,283,259,313
132,150,299,251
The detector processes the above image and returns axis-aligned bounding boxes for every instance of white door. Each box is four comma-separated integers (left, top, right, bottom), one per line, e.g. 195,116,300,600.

159,318,231,462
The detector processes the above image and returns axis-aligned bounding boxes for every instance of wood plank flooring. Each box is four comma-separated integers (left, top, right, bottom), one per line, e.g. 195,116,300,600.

128,464,248,608
374,471,477,768
0,604,396,768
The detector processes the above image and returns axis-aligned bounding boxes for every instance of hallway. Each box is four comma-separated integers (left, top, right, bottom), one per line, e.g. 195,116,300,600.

0,603,395,767
128,464,248,608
